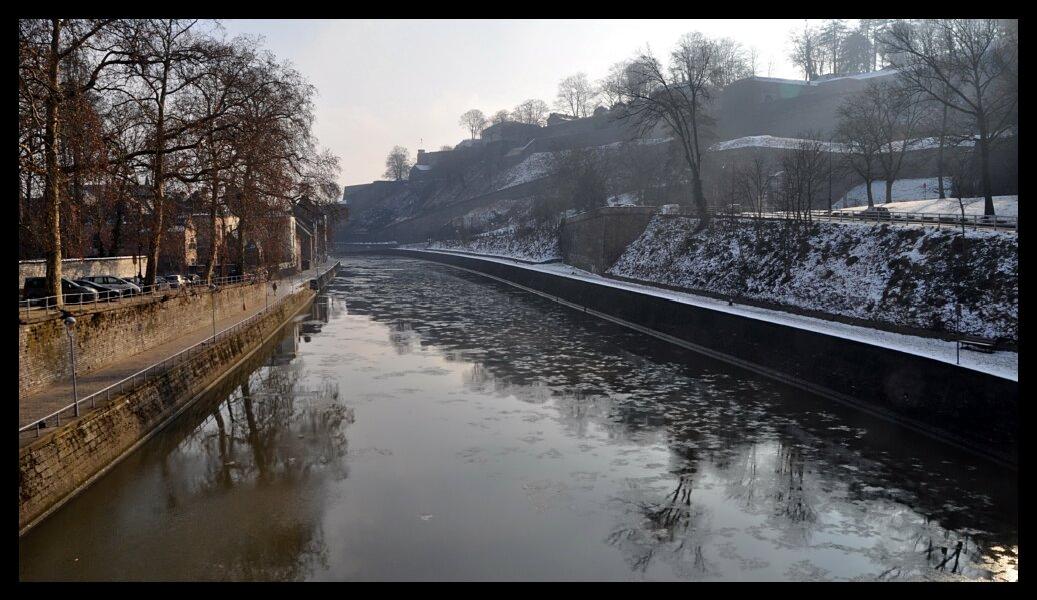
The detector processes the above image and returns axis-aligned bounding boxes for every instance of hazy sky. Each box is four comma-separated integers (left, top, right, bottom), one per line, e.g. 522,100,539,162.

221,19,812,187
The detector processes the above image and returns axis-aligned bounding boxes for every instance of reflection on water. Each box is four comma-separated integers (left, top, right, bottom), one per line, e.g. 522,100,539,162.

19,256,1017,581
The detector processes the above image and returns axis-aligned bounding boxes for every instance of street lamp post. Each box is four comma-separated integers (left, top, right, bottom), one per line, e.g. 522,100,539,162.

209,284,218,342
64,316,79,417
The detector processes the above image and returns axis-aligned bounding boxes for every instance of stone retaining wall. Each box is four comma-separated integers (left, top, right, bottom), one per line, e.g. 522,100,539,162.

559,206,657,274
19,282,269,398
18,287,314,534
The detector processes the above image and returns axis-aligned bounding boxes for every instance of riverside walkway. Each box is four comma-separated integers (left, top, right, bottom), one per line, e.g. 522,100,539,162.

19,264,330,438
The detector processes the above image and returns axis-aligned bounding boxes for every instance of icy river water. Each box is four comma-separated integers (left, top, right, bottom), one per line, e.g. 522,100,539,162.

19,255,1018,581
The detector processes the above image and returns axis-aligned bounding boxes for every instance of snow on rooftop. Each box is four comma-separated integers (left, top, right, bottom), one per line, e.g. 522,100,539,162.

401,248,1017,382
746,69,897,87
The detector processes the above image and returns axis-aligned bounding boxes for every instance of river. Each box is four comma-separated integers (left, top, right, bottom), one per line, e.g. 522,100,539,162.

18,255,1018,581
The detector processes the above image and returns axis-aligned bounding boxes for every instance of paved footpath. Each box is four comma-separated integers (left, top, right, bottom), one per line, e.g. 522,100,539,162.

19,265,330,436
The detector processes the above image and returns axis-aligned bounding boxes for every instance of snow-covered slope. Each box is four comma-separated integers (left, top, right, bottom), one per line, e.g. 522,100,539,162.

834,178,953,208
429,226,561,263
608,216,1018,341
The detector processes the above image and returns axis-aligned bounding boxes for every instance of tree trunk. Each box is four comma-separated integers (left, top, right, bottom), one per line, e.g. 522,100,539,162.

144,96,167,286
43,19,63,306
111,195,125,256
884,178,894,204
237,181,248,277
937,104,947,199
865,178,874,208
145,174,164,286
204,179,219,284
977,122,996,216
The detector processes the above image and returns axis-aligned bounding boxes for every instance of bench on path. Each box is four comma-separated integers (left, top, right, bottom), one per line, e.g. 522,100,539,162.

960,335,999,354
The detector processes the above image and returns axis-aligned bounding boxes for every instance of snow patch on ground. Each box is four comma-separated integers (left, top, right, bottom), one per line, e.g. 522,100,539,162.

834,179,953,208
607,192,639,207
836,195,1018,217
712,135,847,153
497,152,555,189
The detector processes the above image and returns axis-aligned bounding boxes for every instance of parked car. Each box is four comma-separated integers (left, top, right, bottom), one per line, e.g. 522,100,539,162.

21,277,99,306
80,275,141,297
74,279,121,302
859,206,891,219
127,275,170,293
186,274,201,285
162,274,186,289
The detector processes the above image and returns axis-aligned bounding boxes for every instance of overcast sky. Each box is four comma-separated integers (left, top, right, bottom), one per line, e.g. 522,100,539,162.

221,19,813,188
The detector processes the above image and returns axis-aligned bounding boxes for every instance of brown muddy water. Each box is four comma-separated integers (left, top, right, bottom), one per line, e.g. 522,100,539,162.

18,255,1018,581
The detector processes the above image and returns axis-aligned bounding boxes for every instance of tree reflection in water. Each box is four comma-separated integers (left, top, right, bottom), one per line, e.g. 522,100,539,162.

131,321,352,581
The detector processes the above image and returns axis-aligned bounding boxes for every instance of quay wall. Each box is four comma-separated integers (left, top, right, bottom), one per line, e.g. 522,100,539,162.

19,283,269,398
388,249,1018,466
18,262,340,534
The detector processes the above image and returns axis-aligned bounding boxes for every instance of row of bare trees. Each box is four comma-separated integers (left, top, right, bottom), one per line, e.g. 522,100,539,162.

788,19,897,81
614,20,1016,220
833,19,1016,214
19,19,341,307
456,72,602,139
441,20,1014,225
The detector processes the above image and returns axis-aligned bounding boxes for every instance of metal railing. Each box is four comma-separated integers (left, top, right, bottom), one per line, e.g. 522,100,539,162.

18,273,266,321
18,277,304,441
815,209,1018,232
713,209,1018,232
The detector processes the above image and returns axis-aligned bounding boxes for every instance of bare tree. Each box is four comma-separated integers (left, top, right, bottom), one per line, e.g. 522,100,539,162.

837,92,882,208
18,18,129,304
555,72,596,118
490,109,510,125
777,136,827,221
733,152,770,217
882,19,1017,215
383,145,411,181
617,33,751,220
597,61,631,109
105,19,217,286
869,81,925,203
458,108,487,139
789,21,823,81
511,98,549,126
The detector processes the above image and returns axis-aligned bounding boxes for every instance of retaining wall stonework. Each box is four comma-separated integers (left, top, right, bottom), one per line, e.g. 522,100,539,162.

19,282,268,398
560,207,657,274
18,288,314,534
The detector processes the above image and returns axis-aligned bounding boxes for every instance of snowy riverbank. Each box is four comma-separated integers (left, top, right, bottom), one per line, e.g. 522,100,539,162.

403,247,1017,382
609,216,1017,342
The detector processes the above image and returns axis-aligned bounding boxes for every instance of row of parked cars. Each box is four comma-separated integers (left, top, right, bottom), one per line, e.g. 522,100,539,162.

21,273,203,306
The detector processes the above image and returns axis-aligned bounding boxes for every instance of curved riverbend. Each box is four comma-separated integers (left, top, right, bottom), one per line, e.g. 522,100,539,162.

18,255,1018,581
